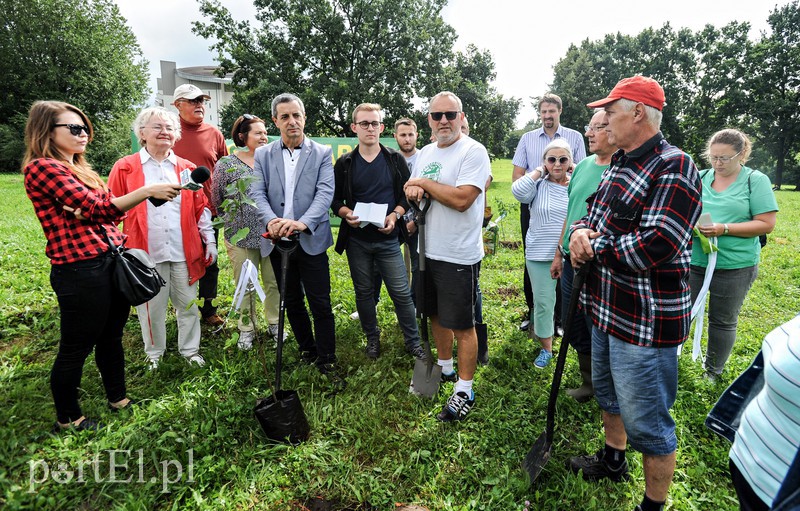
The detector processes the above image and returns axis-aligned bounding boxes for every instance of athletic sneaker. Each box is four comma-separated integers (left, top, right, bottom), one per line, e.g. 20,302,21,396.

440,370,457,383
436,391,474,422
267,324,288,342
238,330,255,351
567,448,630,482
187,355,206,367
534,349,553,369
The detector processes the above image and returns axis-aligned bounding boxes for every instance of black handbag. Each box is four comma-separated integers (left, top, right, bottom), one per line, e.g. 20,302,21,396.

104,230,166,306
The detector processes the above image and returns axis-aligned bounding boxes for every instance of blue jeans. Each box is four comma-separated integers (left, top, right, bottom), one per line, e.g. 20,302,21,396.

689,265,758,375
592,327,679,455
346,237,420,349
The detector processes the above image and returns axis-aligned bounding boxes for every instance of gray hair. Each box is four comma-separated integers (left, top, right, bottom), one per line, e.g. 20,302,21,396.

616,98,662,129
542,139,572,162
271,93,305,118
132,107,181,146
429,91,463,112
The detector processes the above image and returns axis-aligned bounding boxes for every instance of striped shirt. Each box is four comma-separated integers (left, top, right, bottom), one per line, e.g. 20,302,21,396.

512,176,568,261
512,125,587,171
570,133,702,348
731,315,800,506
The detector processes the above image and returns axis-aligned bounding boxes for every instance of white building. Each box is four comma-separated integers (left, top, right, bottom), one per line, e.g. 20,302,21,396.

155,60,234,128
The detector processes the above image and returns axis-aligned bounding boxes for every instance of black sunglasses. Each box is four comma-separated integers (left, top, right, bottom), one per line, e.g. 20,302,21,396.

54,124,90,136
242,114,255,120
546,156,570,165
429,111,460,121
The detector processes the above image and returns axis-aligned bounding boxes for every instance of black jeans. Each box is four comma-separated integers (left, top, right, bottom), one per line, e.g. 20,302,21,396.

270,246,336,365
520,206,533,310
729,459,769,511
49,253,129,423
199,226,220,317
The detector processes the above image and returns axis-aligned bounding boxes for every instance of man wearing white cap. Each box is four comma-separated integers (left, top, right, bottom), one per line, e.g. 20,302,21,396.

567,76,702,511
172,84,229,326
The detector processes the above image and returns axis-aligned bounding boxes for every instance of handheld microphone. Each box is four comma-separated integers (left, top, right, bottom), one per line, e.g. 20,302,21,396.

148,166,211,206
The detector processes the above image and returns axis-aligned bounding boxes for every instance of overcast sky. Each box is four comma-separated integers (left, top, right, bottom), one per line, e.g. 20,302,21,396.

115,0,779,128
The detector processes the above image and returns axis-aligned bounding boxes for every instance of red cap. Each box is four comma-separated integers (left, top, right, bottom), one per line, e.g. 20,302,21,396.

587,76,666,111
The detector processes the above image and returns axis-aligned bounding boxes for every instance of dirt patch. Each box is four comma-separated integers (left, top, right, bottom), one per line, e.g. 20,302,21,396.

499,240,521,250
494,287,519,299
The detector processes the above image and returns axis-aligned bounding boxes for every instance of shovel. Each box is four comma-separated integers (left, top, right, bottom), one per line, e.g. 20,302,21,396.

524,262,590,482
254,232,311,445
409,196,441,398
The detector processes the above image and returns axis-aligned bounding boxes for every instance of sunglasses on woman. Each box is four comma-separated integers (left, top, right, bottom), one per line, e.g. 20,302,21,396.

546,156,570,165
54,124,90,136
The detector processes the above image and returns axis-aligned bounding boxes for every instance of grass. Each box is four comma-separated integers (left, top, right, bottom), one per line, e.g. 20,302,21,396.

1,162,798,510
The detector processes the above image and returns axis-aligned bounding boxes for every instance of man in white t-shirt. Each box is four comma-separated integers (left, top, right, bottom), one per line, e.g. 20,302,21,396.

404,91,491,422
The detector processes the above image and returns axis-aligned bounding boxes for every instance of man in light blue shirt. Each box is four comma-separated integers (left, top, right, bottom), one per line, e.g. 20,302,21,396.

511,93,586,332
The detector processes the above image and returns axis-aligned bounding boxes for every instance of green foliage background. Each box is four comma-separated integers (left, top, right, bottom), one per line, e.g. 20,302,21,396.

1,163,798,510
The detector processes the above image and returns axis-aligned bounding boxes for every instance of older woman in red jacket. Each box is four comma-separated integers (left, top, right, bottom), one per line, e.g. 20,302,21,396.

108,107,216,370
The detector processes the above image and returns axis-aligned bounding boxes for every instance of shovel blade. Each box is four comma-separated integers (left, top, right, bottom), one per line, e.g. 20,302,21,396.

411,358,442,398
523,432,552,483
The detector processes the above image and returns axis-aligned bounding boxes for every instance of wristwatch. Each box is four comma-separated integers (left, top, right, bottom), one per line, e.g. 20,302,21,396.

394,210,402,220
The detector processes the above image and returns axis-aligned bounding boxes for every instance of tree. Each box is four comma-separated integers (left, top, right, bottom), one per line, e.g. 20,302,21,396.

0,0,149,172
748,1,800,188
195,0,454,136
194,0,518,157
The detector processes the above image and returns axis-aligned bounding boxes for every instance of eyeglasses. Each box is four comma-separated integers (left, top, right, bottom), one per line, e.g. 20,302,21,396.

584,124,608,133
146,124,175,133
429,111,460,121
546,156,570,165
356,121,382,129
708,151,741,164
179,98,208,105
54,124,90,136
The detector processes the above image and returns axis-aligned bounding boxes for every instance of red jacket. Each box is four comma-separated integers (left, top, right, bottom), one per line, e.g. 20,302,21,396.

108,153,209,285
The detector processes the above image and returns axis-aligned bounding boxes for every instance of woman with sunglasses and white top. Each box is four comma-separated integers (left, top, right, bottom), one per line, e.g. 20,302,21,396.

512,139,571,368
211,114,282,350
22,101,181,431
690,129,778,381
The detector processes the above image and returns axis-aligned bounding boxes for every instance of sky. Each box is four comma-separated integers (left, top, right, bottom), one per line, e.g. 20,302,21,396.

115,0,779,128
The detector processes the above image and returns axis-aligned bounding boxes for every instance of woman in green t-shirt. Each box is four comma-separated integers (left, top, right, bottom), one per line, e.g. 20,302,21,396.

690,129,778,380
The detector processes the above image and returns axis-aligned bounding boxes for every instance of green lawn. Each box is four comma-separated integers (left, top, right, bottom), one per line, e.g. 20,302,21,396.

1,163,798,510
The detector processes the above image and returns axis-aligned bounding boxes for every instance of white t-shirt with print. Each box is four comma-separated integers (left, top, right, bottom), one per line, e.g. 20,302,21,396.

412,135,490,265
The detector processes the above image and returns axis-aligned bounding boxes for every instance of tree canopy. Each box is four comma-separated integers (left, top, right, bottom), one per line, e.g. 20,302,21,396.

193,0,518,158
548,1,800,187
0,0,149,173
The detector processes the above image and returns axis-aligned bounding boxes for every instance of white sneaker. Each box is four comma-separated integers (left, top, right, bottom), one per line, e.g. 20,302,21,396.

187,354,205,367
238,330,255,350
267,324,288,342
148,358,160,371
349,311,360,320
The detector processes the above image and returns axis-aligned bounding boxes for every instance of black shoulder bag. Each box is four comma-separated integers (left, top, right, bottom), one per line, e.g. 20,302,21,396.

104,229,166,306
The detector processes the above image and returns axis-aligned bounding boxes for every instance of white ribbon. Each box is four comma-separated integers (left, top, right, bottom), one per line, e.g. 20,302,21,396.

679,237,718,361
231,259,266,311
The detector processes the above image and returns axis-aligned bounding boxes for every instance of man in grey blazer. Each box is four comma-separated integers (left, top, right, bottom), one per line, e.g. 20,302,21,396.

251,92,343,389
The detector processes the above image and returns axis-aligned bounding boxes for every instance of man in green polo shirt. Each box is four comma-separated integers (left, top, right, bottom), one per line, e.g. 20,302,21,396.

550,109,617,402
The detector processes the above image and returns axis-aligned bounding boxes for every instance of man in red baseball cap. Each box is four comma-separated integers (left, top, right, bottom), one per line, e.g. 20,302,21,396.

566,76,702,511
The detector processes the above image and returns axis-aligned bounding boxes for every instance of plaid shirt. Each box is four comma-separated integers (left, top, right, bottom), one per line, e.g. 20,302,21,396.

24,158,126,264
570,133,701,347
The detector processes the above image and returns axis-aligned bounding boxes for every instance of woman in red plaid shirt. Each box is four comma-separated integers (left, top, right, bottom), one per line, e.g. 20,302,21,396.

22,101,181,432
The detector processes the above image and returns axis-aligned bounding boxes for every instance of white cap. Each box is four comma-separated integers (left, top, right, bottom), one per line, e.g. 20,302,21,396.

173,84,210,101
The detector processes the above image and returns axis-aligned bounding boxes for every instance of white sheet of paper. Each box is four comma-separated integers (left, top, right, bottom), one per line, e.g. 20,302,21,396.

352,202,388,228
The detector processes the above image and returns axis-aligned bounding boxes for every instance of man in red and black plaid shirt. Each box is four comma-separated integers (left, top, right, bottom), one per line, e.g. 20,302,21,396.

566,76,702,511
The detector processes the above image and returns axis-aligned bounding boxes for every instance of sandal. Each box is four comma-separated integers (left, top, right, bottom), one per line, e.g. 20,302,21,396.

52,417,102,433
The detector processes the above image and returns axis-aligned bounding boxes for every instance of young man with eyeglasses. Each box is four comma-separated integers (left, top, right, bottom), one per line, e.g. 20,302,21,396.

404,91,491,422
512,93,586,333
171,84,229,327
551,109,618,403
567,76,702,511
331,104,423,361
